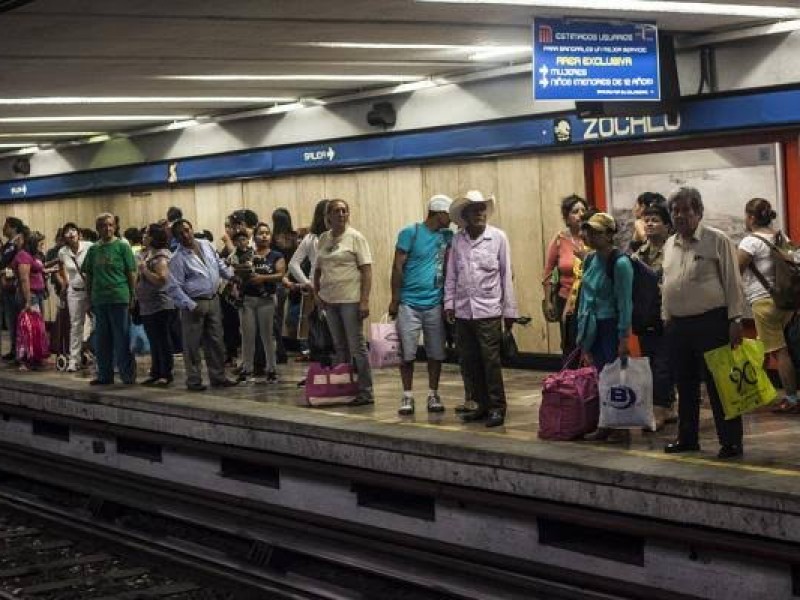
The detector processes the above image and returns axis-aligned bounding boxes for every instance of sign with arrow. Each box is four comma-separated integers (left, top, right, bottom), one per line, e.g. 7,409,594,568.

303,146,337,162
532,18,660,102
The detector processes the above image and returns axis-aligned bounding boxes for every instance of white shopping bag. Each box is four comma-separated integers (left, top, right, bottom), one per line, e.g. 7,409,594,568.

368,313,402,369
598,357,656,430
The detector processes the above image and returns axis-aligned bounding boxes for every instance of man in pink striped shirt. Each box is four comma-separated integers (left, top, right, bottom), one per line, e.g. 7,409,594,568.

444,191,518,427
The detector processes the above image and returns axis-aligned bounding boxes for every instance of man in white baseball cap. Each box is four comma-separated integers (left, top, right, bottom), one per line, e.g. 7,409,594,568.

389,194,454,416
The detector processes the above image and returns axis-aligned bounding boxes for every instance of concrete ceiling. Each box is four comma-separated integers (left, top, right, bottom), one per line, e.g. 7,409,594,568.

0,0,798,149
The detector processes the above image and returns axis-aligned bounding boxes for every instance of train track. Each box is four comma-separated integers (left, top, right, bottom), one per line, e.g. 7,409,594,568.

0,441,712,600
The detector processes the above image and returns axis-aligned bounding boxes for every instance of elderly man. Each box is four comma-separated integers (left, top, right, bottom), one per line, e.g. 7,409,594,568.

82,213,137,385
168,218,238,391
389,194,454,416
444,190,518,427
661,187,745,459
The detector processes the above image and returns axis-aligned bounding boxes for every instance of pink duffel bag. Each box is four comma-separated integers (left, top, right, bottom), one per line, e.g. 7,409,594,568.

538,349,599,441
304,362,359,407
17,308,50,365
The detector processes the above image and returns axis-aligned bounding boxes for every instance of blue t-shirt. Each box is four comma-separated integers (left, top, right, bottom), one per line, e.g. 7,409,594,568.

397,223,453,310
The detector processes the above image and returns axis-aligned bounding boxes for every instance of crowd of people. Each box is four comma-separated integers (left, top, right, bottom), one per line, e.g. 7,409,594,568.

0,185,795,459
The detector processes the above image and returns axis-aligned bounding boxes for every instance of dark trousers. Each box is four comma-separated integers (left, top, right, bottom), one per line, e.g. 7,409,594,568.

221,299,240,361
589,318,619,371
2,288,19,356
456,318,506,412
141,309,176,380
555,294,577,358
669,308,743,447
273,285,287,361
639,329,675,407
94,303,136,384
180,297,227,387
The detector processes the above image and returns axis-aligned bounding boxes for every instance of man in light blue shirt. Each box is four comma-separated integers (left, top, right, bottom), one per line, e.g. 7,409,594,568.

389,195,453,416
169,219,238,391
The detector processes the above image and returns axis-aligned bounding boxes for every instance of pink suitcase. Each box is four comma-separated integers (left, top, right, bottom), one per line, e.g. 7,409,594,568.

304,362,359,407
538,351,599,441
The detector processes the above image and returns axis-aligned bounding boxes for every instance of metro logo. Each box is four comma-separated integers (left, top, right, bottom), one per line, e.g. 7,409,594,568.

538,25,553,44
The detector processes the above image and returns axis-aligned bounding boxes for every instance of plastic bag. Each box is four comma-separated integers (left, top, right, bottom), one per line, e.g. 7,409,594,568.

704,339,777,420
598,357,656,430
368,314,401,369
16,309,50,364
129,323,151,355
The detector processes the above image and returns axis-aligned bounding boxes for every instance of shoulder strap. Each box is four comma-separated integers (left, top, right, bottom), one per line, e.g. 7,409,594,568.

604,249,622,282
748,261,775,295
750,232,785,255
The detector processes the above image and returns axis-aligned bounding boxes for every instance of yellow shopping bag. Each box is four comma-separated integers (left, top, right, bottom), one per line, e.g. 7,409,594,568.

704,339,777,420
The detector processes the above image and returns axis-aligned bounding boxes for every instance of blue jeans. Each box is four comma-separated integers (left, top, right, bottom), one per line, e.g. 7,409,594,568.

94,303,136,384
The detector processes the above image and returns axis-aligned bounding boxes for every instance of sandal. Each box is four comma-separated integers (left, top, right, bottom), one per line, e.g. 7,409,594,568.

771,399,800,414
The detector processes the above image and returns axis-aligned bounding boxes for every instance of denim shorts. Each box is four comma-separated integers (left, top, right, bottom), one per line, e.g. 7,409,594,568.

396,303,446,362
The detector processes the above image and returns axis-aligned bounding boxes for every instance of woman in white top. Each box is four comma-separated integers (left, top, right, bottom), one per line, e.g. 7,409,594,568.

288,199,329,289
56,222,93,372
313,199,374,404
737,198,798,413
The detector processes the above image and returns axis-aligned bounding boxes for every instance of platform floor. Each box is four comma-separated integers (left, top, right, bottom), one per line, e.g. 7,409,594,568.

5,351,800,478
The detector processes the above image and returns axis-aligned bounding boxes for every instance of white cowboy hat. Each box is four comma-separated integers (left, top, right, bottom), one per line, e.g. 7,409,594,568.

449,190,495,228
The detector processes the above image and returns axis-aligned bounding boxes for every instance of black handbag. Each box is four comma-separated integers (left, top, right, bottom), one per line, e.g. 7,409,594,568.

501,330,519,366
308,309,335,365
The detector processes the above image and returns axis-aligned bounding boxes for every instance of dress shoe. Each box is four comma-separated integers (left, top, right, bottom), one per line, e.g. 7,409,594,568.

455,401,478,414
717,444,743,459
460,410,488,423
485,409,506,428
186,383,207,392
664,440,701,454
350,395,374,406
584,427,611,441
89,379,112,386
211,379,239,388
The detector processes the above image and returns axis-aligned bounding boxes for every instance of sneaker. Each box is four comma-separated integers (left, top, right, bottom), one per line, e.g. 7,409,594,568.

398,396,415,416
427,393,445,413
236,371,251,384
266,371,278,384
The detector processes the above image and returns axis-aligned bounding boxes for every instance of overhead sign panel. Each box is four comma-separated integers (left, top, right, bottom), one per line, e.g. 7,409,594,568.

533,18,660,102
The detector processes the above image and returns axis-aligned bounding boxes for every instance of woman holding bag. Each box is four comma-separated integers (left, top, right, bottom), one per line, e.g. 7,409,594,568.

313,199,374,405
12,229,49,370
575,212,633,442
543,195,587,358
737,198,799,413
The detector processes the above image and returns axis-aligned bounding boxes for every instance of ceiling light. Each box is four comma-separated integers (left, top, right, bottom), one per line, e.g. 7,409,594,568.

391,80,439,94
0,96,296,105
469,46,531,61
0,116,191,123
0,132,100,138
415,0,800,18
0,143,36,148
159,74,424,83
166,119,200,130
87,134,112,143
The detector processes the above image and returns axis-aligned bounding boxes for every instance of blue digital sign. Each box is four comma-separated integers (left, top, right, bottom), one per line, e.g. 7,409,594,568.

533,18,660,102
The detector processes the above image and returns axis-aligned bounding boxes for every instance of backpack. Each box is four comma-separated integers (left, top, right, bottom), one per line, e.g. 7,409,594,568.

746,233,800,310
600,249,662,336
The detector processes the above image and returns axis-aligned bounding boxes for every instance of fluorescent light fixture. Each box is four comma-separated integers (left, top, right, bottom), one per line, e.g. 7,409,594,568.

415,0,800,18
87,134,112,143
0,96,296,105
0,143,36,148
0,116,191,123
297,42,532,61
159,74,424,83
166,119,200,130
391,79,439,94
0,132,100,138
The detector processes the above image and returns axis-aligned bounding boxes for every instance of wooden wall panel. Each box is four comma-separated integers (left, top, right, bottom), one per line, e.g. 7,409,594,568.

496,155,549,354
7,150,585,355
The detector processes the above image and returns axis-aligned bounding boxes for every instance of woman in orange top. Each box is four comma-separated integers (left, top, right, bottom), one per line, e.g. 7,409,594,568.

543,195,588,358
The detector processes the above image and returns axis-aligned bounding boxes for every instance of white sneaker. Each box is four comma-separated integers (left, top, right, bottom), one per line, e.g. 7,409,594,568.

398,396,415,416
66,360,78,373
427,393,445,413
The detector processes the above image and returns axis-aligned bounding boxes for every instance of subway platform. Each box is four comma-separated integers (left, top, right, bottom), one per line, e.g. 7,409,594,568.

0,357,798,599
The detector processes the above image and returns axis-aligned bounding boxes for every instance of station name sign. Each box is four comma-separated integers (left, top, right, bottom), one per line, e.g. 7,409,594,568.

533,18,660,102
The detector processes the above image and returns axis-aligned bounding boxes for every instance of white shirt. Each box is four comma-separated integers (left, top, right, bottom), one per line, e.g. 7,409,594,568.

739,233,779,305
58,241,93,290
289,233,319,286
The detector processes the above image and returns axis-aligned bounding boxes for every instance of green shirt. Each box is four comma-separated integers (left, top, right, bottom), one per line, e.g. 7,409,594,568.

83,238,135,305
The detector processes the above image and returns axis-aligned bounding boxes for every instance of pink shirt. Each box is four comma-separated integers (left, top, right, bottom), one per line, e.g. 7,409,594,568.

444,225,518,320
11,250,45,293
544,232,582,299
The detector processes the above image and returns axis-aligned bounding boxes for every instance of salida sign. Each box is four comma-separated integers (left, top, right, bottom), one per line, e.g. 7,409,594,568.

303,146,336,162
